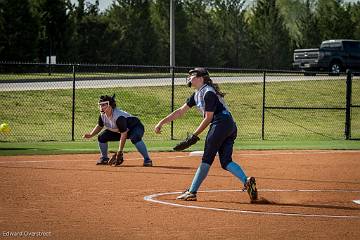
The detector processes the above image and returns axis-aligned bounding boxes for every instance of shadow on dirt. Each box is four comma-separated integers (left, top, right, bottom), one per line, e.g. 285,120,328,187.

208,197,360,211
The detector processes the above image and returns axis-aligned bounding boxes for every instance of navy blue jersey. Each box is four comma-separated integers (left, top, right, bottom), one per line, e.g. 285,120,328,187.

186,85,229,116
98,108,140,133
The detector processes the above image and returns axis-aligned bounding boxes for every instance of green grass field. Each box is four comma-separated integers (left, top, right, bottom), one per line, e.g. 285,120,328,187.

1,78,359,155
0,140,359,156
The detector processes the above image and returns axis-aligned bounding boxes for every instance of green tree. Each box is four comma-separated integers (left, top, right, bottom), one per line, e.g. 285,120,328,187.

277,0,306,44
248,0,292,69
107,0,160,65
150,0,168,65
183,0,222,67
0,1,5,55
66,0,111,63
0,0,39,61
211,0,251,67
150,0,192,66
348,2,360,40
296,0,321,48
32,0,71,62
316,0,353,40
77,15,111,63
76,0,85,20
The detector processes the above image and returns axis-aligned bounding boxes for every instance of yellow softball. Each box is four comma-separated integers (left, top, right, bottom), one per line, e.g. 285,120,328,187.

0,123,11,133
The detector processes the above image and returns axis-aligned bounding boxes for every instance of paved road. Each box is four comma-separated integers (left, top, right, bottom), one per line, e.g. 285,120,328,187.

0,75,345,91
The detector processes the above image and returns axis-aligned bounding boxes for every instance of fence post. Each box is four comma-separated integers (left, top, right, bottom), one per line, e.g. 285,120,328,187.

71,64,76,141
345,69,352,140
261,71,267,140
170,66,175,140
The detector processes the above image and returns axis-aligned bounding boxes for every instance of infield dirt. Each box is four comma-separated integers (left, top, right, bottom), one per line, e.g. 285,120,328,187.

0,150,359,239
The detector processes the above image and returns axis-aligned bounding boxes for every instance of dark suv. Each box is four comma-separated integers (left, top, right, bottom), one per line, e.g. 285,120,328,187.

293,39,360,74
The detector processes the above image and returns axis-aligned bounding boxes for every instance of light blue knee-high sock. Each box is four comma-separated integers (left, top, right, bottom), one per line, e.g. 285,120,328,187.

135,140,150,161
226,161,247,184
189,162,211,193
98,142,108,159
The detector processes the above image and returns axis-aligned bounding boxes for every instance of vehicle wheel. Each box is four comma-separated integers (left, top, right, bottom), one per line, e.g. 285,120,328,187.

329,62,342,76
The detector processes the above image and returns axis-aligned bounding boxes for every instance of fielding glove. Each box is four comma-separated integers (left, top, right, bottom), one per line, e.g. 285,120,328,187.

173,134,200,151
109,151,124,166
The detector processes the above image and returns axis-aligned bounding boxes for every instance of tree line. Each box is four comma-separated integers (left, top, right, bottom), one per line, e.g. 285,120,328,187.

0,0,359,69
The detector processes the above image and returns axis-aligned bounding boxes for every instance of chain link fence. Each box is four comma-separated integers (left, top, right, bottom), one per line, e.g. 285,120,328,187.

0,63,358,142
351,74,360,139
263,71,347,140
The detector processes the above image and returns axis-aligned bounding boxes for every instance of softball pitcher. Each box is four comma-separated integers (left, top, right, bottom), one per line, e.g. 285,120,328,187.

155,68,257,202
84,94,152,167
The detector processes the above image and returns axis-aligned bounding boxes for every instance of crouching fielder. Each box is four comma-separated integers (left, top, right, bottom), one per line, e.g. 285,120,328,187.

155,68,257,202
84,94,152,167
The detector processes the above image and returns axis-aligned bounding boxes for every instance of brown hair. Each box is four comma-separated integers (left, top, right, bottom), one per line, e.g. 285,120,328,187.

203,76,225,98
99,94,116,108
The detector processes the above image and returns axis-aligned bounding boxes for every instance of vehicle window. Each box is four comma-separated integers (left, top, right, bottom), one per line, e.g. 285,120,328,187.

343,42,360,52
320,42,329,49
330,42,342,50
320,42,341,50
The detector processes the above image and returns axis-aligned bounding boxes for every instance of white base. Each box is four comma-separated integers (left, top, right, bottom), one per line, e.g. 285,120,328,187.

189,151,204,156
189,151,219,157
353,200,360,205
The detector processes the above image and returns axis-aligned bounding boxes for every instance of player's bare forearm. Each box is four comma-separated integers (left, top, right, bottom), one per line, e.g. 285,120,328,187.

91,125,103,136
162,106,187,124
84,125,103,138
155,104,189,133
193,112,213,136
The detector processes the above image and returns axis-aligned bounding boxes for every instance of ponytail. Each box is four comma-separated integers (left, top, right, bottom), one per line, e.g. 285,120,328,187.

203,77,225,98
